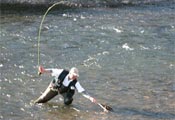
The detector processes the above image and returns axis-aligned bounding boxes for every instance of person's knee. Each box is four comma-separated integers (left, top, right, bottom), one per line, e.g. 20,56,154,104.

64,98,73,105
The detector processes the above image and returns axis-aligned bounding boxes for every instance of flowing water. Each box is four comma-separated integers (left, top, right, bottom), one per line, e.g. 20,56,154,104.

0,3,175,120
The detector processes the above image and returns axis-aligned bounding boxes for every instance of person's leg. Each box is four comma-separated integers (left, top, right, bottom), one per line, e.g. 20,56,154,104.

62,91,74,105
34,84,58,103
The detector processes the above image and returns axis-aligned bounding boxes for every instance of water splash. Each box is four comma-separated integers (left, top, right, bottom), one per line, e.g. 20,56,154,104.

122,43,134,51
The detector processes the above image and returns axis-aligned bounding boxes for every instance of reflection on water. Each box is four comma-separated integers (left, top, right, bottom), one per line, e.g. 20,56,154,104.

0,2,175,120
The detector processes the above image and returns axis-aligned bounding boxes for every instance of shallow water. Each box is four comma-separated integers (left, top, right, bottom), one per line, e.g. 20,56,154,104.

0,3,175,120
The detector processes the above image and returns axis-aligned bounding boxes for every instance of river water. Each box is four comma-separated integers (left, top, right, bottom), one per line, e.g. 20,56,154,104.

0,3,175,120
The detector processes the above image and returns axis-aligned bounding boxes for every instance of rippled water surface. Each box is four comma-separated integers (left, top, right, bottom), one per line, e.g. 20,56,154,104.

0,3,175,120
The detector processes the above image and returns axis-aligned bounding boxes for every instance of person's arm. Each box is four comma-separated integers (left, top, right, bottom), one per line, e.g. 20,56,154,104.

38,65,63,77
75,82,96,103
81,91,96,103
38,65,52,74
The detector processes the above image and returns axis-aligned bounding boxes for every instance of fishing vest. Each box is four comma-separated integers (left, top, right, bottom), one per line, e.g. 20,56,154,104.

52,70,77,94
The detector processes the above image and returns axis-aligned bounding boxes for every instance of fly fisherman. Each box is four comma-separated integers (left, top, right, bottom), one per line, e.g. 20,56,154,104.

34,66,97,106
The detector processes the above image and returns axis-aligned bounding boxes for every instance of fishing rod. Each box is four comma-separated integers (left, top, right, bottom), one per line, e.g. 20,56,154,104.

37,1,66,71
37,1,112,112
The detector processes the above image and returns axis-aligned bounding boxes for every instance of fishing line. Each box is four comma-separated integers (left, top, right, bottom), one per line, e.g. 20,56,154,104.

36,1,112,112
37,1,67,68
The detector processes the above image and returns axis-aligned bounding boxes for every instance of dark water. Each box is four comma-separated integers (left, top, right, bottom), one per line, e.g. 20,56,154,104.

1,3,175,120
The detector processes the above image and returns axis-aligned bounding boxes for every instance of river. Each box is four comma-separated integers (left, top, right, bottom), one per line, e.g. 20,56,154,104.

0,2,175,120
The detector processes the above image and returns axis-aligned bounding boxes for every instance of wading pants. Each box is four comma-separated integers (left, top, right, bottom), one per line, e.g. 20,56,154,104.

34,82,74,105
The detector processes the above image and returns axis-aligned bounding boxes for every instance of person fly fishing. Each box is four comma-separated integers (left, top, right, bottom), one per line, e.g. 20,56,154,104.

34,66,97,106
34,1,112,112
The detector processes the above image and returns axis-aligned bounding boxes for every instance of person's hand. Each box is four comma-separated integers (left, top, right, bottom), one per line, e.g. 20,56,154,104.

38,65,45,75
90,97,97,103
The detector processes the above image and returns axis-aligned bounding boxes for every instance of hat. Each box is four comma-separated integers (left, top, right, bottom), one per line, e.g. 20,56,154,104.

70,67,79,77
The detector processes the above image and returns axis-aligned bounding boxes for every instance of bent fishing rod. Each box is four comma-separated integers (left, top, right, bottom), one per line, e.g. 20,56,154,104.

36,1,112,112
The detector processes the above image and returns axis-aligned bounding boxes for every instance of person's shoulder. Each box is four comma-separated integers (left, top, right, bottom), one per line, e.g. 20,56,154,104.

75,81,81,85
